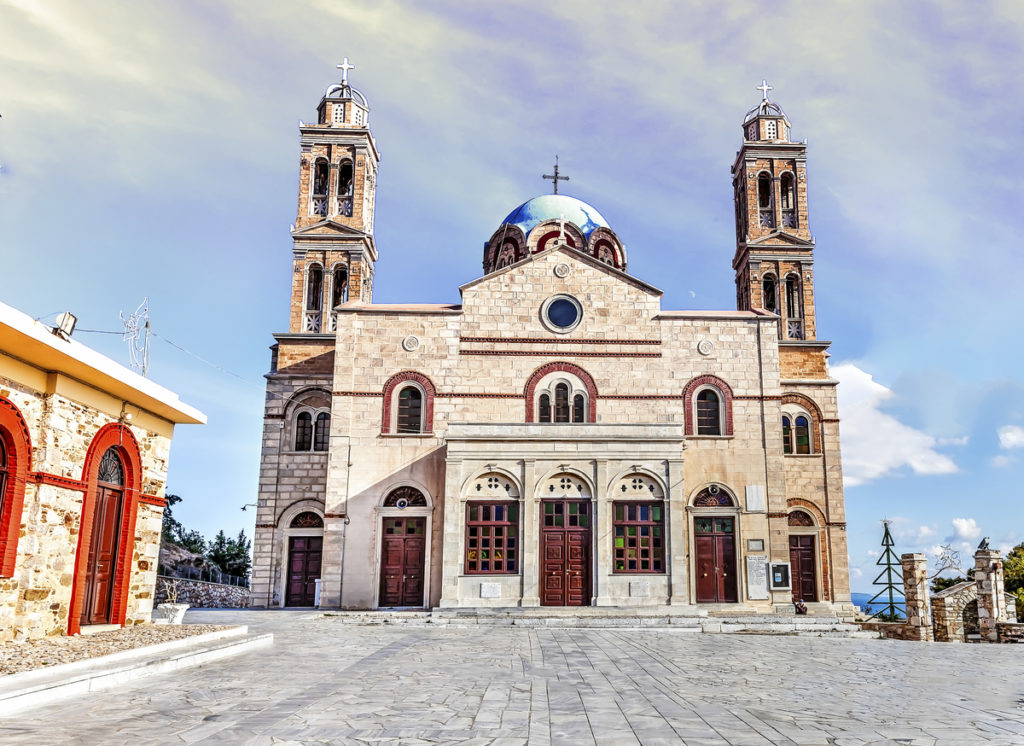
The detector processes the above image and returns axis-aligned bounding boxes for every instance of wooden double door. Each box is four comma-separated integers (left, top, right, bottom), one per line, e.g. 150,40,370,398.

540,500,591,606
694,516,738,603
286,536,323,606
82,485,124,625
379,516,426,607
789,535,817,602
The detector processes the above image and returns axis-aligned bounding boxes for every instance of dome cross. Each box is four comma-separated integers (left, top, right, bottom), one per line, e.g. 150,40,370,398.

336,57,355,86
756,79,773,101
542,155,570,195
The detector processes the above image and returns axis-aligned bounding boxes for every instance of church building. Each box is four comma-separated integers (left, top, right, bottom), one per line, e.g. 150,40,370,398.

252,66,853,615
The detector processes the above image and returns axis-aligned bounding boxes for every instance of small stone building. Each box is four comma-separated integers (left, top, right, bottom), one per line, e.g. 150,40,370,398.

253,69,854,615
0,302,204,640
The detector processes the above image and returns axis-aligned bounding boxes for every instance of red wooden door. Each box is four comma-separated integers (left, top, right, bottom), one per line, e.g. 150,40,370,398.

541,500,591,606
83,486,123,625
789,535,817,602
379,517,426,606
694,516,738,603
286,536,323,606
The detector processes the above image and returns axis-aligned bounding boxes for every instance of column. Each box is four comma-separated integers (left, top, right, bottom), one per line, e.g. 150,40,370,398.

520,459,540,606
974,548,1007,642
900,553,933,642
667,458,688,605
438,458,463,608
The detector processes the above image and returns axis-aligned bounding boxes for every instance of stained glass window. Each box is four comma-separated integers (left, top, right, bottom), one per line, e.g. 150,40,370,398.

782,416,793,454
613,502,665,573
795,416,811,454
290,511,324,528
383,486,427,508
465,502,518,574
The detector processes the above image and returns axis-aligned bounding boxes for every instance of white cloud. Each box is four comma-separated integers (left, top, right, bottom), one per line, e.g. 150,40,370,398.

952,517,981,541
990,454,1016,468
833,363,959,487
851,567,864,579
998,425,1024,450
917,525,936,541
866,549,879,558
937,436,970,447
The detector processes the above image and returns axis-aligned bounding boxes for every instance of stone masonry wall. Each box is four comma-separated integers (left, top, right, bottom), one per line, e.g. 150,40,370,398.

0,370,172,642
154,576,251,608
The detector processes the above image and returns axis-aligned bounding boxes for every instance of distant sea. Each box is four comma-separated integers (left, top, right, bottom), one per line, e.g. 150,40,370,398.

851,592,905,617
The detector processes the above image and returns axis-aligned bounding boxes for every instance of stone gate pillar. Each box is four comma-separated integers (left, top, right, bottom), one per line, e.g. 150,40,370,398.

974,548,1007,642
900,553,933,641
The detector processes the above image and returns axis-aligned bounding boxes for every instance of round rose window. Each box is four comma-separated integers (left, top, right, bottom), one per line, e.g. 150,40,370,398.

542,295,582,333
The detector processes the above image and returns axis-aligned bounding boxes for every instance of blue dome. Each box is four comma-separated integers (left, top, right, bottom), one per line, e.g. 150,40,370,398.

501,195,610,240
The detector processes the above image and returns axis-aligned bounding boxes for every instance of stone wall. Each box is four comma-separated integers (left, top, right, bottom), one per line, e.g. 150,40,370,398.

997,623,1024,643
154,576,251,608
860,621,931,642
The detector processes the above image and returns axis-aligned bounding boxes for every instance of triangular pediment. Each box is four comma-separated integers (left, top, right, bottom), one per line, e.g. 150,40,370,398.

459,244,662,297
291,219,369,238
747,230,814,248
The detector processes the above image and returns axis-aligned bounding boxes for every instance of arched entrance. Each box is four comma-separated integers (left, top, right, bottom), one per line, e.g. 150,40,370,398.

692,486,738,603
82,447,126,625
787,510,818,603
539,473,592,606
378,486,429,607
285,511,324,607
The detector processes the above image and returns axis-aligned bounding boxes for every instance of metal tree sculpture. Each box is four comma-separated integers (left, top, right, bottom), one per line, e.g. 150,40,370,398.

867,520,906,621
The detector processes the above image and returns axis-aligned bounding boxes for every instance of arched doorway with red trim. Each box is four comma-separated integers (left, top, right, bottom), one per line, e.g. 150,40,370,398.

0,396,32,578
68,423,142,634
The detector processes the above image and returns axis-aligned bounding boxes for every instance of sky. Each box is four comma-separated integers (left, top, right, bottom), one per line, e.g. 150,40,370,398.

1,0,1022,592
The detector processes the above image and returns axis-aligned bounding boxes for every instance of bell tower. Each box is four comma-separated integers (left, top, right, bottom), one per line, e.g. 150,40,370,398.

289,58,380,335
732,81,816,341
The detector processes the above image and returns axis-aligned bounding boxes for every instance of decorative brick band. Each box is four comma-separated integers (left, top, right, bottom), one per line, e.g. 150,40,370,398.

523,362,598,423
681,375,734,436
324,512,347,519
462,350,661,358
255,523,275,529
334,391,384,397
601,394,684,400
767,512,789,518
30,472,88,491
139,493,166,507
734,394,781,401
380,371,436,435
460,337,661,345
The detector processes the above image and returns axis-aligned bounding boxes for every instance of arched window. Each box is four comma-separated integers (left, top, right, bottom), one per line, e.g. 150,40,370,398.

788,510,814,527
291,511,324,528
758,172,772,209
780,173,795,208
782,416,793,454
0,439,7,529
573,394,585,423
762,274,778,314
794,416,811,454
785,274,803,339
383,486,428,508
695,389,721,435
539,394,551,423
337,160,354,217
311,159,329,217
304,265,323,332
693,485,734,507
295,412,313,451
757,172,774,228
314,412,330,452
397,386,423,433
332,267,348,308
554,383,570,423
98,448,124,486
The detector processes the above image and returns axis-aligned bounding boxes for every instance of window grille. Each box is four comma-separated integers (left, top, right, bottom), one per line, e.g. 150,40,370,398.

613,502,665,573
465,502,518,574
695,389,722,435
97,447,124,486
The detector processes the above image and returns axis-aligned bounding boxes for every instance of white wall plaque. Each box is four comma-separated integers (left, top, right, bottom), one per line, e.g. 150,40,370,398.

746,555,769,600
401,335,420,352
479,582,501,599
745,485,766,513
629,580,651,598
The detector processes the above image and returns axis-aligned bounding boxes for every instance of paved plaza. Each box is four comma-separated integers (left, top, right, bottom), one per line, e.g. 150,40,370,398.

1,610,1023,745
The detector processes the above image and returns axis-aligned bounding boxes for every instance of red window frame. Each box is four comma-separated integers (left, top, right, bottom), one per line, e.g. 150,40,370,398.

465,501,519,574
613,502,665,573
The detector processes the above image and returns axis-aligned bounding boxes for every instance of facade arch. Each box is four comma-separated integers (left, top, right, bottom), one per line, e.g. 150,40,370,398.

275,500,325,608
0,396,31,577
461,469,522,500
607,469,667,500
527,221,584,255
535,469,594,500
688,483,738,508
524,362,598,423
374,482,434,609
781,393,823,453
682,375,734,436
69,423,142,635
587,227,625,269
483,225,527,273
286,388,331,452
377,481,434,510
381,371,436,435
785,498,830,602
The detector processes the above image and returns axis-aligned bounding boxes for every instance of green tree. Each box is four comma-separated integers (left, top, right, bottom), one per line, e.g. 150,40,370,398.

1004,542,1024,619
160,493,183,545
931,569,975,594
175,527,207,555
206,529,252,581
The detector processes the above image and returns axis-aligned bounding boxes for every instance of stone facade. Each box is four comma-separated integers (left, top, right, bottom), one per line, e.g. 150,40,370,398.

0,302,203,641
254,74,852,616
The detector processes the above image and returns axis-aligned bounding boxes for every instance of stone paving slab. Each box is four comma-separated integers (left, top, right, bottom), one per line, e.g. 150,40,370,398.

0,609,1022,744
